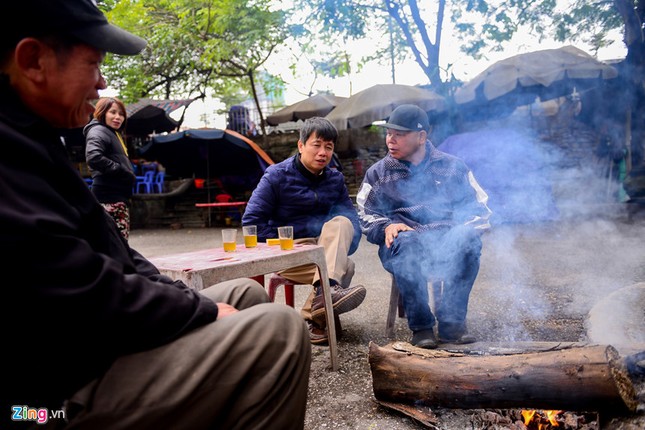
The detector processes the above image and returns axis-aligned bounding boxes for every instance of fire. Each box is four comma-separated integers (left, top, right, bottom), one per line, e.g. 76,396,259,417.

521,409,562,429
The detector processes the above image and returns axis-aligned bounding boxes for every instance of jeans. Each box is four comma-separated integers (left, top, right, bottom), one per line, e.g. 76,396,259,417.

379,225,482,333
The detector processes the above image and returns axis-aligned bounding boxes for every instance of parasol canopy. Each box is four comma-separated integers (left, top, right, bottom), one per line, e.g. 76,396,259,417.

139,129,273,195
454,46,618,119
126,98,195,136
266,93,348,126
325,84,445,130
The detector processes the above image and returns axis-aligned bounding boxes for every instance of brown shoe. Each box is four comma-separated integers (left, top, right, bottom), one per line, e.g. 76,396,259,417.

307,314,342,346
310,284,366,325
308,320,329,345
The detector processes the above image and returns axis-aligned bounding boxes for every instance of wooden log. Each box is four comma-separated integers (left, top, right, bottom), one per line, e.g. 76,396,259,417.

369,341,639,412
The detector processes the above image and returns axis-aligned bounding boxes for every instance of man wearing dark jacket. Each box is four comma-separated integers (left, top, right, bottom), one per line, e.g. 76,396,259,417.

1,1,310,429
357,105,492,349
243,117,366,344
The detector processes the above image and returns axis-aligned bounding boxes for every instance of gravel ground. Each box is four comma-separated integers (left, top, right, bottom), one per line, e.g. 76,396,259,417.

129,212,645,429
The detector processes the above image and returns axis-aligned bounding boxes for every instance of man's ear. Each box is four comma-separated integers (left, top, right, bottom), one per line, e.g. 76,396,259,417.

297,140,304,153
14,38,50,83
419,130,428,143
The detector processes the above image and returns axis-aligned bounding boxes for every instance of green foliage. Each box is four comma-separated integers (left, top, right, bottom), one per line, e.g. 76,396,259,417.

102,0,289,120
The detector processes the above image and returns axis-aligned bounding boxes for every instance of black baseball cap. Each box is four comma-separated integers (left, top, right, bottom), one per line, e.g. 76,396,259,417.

6,0,146,55
380,104,430,132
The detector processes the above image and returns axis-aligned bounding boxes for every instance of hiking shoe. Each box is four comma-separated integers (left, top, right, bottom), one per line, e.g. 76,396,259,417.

411,329,438,349
310,283,366,325
307,314,342,346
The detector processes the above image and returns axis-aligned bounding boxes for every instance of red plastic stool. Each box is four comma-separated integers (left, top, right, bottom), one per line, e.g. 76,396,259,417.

267,274,295,308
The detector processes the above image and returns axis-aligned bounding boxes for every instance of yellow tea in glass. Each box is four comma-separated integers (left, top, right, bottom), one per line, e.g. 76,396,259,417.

242,225,257,248
222,229,237,252
277,226,294,251
279,238,294,250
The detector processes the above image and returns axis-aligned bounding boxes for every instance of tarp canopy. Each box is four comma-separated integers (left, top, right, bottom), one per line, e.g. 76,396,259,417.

438,128,560,224
454,46,618,121
139,128,274,196
126,98,196,136
325,84,445,130
266,93,348,126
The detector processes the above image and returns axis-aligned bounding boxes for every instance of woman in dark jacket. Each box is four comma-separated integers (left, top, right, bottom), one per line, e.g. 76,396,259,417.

84,97,136,239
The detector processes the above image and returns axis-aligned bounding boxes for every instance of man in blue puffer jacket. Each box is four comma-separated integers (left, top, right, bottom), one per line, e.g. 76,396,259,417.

243,117,366,344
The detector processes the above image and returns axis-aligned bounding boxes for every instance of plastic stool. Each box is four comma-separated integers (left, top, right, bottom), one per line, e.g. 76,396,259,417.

267,274,295,307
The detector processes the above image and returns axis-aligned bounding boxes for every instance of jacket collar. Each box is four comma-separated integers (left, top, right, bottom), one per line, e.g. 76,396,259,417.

294,153,327,183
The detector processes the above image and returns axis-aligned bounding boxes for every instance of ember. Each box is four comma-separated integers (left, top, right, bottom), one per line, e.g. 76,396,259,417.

472,409,600,430
521,409,562,429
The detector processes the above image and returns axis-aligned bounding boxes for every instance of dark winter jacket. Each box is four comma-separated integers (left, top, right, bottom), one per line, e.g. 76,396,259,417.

84,118,136,203
243,155,361,255
357,141,492,245
0,77,218,411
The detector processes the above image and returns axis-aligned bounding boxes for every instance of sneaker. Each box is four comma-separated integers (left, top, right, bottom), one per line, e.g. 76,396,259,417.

307,314,342,346
411,329,438,349
310,283,366,325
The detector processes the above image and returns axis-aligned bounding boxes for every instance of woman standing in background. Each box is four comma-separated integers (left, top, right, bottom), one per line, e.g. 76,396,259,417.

85,97,136,239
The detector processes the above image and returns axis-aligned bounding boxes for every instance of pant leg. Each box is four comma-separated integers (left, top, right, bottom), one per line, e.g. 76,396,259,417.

427,226,482,328
312,216,355,285
379,231,435,332
278,216,355,286
65,279,311,430
278,216,356,321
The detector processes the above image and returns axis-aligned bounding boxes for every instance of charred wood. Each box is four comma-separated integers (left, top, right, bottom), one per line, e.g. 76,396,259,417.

369,341,640,413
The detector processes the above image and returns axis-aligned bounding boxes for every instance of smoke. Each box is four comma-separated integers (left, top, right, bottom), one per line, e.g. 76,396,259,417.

436,112,642,342
472,217,645,343
438,126,561,226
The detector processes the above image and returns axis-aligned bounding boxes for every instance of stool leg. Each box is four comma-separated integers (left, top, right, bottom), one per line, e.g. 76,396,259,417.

386,277,400,338
284,284,295,307
267,282,278,302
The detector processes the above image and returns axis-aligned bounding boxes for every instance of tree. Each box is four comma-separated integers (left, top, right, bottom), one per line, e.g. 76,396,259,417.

101,0,290,137
292,0,449,92
291,0,644,163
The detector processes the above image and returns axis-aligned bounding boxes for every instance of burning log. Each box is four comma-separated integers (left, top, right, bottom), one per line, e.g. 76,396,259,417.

369,341,640,413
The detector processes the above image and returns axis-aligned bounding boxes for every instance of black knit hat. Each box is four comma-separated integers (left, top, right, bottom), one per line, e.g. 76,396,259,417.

5,0,146,55
380,104,430,132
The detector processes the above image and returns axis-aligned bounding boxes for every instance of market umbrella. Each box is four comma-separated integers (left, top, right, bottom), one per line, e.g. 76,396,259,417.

126,98,196,136
325,84,445,130
454,45,618,120
266,93,348,126
139,128,274,199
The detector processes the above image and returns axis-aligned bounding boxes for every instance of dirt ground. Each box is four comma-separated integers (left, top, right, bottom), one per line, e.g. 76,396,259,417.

129,211,645,430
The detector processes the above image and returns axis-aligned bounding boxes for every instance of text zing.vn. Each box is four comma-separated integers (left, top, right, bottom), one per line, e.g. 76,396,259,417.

12,406,66,424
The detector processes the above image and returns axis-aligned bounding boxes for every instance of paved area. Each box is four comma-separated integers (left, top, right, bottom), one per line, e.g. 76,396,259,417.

129,214,645,429
130,216,645,351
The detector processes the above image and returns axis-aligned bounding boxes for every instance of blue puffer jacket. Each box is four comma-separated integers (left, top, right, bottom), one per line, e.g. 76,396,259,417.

243,155,361,255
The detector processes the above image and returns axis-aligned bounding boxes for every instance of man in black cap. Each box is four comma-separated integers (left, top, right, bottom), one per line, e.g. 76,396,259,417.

1,1,310,429
356,104,492,349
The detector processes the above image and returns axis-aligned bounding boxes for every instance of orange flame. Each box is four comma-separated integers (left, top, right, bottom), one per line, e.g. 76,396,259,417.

521,409,536,425
521,409,562,428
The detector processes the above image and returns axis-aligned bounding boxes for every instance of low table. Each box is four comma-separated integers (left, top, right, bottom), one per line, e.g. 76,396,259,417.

149,243,339,370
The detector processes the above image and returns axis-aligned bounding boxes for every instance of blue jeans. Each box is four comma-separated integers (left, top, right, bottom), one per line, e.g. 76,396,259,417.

378,226,482,333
